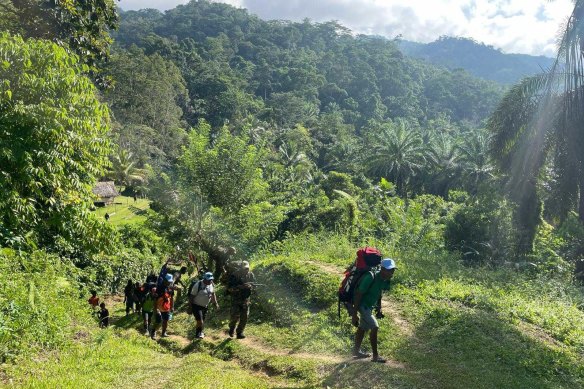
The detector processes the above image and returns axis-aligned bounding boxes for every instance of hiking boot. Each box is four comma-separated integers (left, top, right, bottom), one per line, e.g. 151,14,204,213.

144,329,149,336
198,331,205,339
228,328,235,338
161,332,169,338
371,356,387,363
236,333,246,339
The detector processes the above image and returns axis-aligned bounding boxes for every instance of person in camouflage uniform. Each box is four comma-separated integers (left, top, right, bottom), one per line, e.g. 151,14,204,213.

227,261,255,339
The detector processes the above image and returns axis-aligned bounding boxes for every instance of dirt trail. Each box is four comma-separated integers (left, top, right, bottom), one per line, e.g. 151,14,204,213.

380,298,415,337
238,335,345,363
103,267,412,382
309,260,345,276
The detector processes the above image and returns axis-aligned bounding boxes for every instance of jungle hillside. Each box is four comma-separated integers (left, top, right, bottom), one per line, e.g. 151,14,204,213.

2,1,584,388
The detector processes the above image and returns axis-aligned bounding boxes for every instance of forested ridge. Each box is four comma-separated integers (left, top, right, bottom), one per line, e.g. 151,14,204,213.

2,1,584,388
399,36,555,85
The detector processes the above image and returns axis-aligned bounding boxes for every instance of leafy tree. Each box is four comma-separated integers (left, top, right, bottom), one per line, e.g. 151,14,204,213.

105,47,189,165
179,120,267,212
0,0,119,84
0,34,112,251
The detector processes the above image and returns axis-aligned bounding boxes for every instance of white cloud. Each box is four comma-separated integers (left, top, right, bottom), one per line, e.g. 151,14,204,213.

118,0,575,56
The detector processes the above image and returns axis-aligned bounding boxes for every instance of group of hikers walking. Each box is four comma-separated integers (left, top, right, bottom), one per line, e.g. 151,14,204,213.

89,246,256,340
88,245,397,363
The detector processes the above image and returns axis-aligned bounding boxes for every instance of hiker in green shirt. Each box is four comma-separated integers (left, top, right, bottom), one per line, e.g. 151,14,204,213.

142,287,157,336
352,258,397,363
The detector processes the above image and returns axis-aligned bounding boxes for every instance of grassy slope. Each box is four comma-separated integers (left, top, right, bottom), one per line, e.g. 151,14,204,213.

248,235,584,388
4,298,292,389
93,196,151,226
4,234,584,388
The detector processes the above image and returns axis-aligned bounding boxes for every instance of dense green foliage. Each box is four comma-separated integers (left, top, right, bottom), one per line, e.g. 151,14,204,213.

0,248,91,363
0,33,113,254
0,0,118,85
113,1,503,130
400,37,555,85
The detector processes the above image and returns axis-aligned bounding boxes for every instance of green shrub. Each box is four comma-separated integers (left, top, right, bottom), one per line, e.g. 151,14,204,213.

444,197,514,264
0,248,92,362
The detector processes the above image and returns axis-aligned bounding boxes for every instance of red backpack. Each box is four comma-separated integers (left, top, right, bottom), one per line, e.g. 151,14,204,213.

338,247,382,317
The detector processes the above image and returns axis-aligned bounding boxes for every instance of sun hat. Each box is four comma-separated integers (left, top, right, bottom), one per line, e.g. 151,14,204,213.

380,258,397,270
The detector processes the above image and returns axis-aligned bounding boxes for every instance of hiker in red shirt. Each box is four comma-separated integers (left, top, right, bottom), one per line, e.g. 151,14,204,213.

88,290,99,311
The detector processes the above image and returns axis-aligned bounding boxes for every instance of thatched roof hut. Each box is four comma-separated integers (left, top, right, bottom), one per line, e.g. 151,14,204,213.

92,181,119,206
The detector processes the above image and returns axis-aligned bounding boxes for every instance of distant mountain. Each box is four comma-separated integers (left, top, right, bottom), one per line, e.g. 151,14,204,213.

399,37,555,85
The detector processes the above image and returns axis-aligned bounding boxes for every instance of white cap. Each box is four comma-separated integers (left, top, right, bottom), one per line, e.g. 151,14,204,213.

381,258,397,270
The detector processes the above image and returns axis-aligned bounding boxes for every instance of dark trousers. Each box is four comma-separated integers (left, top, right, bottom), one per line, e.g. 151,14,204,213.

229,301,249,334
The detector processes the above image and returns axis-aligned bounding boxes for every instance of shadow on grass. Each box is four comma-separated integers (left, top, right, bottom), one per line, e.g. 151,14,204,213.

324,304,584,389
128,205,148,215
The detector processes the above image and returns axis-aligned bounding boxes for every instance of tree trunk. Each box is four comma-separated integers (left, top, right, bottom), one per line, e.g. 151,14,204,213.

514,180,542,255
579,172,584,223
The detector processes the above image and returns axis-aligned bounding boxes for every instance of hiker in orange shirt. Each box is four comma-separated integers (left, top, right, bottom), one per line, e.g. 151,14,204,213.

151,282,174,339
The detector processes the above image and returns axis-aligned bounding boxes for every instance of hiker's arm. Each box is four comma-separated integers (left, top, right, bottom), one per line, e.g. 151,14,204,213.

352,291,363,326
211,292,219,308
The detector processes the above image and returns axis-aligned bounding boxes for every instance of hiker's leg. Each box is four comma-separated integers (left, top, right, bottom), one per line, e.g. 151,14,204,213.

355,307,378,355
369,327,379,358
161,319,168,334
236,303,249,335
354,328,366,353
151,313,162,337
229,302,239,332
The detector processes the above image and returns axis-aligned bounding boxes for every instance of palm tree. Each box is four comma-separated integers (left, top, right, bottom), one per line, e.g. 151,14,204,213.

488,1,584,251
367,120,432,197
277,141,315,186
107,149,148,193
457,131,495,194
427,132,461,196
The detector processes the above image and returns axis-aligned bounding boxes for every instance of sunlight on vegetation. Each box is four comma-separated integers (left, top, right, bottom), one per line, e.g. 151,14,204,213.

3,0,584,388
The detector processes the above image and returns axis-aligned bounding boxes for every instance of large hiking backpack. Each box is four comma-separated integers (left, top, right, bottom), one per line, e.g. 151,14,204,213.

220,260,247,294
337,247,382,318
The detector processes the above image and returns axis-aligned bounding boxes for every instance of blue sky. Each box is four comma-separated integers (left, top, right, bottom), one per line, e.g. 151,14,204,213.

118,0,574,57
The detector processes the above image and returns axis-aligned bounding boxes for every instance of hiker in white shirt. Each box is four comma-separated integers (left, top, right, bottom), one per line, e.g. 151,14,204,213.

189,272,219,339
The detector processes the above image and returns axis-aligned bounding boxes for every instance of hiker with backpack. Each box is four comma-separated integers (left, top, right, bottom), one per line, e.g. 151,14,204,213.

351,258,396,363
142,287,157,336
227,260,255,339
123,279,135,316
188,272,219,339
134,281,145,313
